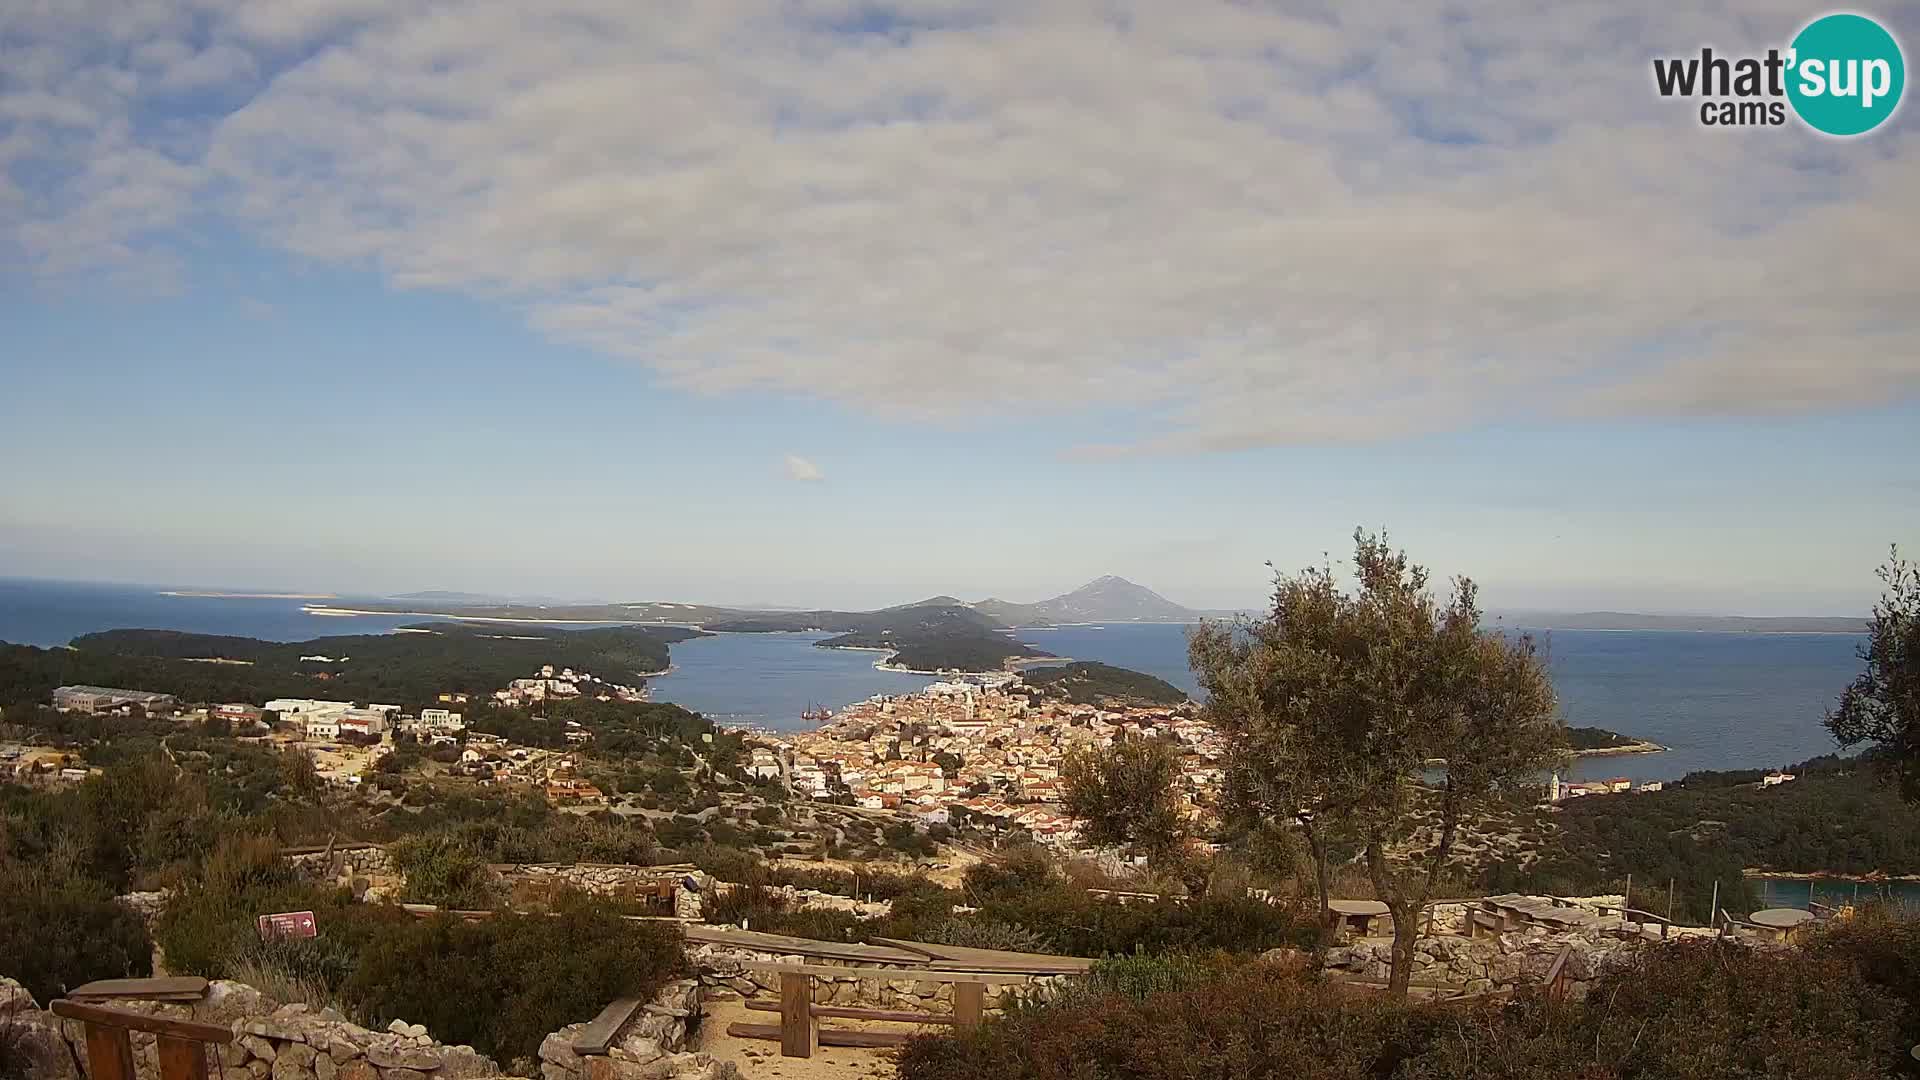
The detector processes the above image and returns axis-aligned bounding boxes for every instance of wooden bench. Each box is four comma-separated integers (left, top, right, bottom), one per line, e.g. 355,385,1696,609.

724,965,991,1058
69,977,209,1003
50,1000,233,1080
569,997,645,1056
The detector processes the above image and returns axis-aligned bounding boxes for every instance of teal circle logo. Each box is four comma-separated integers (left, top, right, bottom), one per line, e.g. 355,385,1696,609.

1786,13,1905,136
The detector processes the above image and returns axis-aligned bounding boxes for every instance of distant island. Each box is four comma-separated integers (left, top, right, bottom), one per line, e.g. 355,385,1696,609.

1021,661,1189,707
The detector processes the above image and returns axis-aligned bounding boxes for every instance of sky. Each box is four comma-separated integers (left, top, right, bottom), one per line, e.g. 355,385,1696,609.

2,1,1918,615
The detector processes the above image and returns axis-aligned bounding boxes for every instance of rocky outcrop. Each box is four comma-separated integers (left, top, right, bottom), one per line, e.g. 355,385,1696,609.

535,980,736,1080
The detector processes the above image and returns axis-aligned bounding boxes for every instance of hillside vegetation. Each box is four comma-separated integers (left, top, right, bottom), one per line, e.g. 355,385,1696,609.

0,623,702,709
1022,662,1189,706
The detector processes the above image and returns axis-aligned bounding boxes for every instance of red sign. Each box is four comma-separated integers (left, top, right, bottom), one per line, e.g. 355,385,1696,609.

257,911,318,940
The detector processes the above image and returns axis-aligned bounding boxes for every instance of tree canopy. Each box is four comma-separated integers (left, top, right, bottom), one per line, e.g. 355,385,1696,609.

1827,546,1920,802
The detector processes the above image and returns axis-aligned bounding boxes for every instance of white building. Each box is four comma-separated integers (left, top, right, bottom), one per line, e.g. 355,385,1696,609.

418,708,465,732
304,716,341,740
266,699,353,717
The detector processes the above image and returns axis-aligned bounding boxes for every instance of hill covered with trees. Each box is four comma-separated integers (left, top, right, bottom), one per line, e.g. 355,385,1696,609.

0,623,704,709
1022,662,1189,706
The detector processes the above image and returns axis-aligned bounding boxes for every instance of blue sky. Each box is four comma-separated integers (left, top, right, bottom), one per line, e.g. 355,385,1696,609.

3,1,1918,614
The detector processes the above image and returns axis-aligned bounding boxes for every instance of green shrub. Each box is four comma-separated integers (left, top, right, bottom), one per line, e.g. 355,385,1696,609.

388,834,502,910
342,896,684,1063
0,864,153,1004
976,884,1310,957
922,919,1051,955
898,940,1912,1080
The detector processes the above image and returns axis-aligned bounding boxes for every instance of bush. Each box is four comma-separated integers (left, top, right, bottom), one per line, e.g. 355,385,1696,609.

388,834,502,910
976,885,1311,957
898,941,1912,1080
1802,903,1920,1041
922,919,1051,955
0,864,153,1004
342,895,684,1063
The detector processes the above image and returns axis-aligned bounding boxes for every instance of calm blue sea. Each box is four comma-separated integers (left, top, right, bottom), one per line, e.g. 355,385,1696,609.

0,579,1869,783
1014,623,1868,784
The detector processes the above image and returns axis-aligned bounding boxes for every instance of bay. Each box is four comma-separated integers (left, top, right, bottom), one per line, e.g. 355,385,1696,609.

0,579,1872,780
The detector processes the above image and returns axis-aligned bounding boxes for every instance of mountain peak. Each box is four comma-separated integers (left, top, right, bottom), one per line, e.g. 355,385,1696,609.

973,576,1199,625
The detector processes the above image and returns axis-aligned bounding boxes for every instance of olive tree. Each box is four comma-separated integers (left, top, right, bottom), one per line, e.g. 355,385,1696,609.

1198,530,1565,994
1827,546,1920,801
1060,733,1193,884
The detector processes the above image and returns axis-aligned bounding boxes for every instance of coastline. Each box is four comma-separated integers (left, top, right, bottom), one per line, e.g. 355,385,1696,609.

163,590,337,600
1573,741,1668,757
817,642,1068,679
302,606,643,626
1745,868,1920,883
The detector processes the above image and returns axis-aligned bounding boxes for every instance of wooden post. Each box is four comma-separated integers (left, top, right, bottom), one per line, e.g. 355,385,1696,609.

83,1023,138,1080
1665,879,1675,940
157,1035,209,1080
953,981,985,1032
779,972,817,1059
1709,880,1720,931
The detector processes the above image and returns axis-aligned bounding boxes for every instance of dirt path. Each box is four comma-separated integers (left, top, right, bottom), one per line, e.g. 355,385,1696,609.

698,998,925,1079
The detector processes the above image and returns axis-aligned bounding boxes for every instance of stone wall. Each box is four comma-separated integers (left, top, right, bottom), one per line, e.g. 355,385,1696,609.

0,976,730,1080
1324,925,1633,1000
713,882,890,918
536,980,737,1080
689,942,1070,1013
498,864,708,920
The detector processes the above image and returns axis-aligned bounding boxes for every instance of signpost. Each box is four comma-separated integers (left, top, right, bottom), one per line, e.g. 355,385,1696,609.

256,911,318,940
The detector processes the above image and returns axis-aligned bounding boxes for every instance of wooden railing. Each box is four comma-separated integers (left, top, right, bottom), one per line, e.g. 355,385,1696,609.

723,963,995,1058
50,1000,233,1080
1542,944,1575,1002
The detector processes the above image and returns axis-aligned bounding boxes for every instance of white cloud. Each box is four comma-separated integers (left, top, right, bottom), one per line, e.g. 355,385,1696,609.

4,0,1920,446
784,454,825,483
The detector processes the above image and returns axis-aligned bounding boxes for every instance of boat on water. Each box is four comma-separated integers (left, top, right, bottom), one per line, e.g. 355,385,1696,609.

799,703,834,724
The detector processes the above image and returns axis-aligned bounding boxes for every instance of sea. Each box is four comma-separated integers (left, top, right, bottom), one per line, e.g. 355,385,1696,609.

0,578,1871,780
4,576,1905,908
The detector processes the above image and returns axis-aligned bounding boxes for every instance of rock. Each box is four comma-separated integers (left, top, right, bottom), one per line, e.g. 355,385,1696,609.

281,1042,319,1068
242,1019,305,1043
387,1020,412,1036
226,1069,256,1080
240,1034,279,1061
367,1043,442,1070
611,1035,663,1063
380,1069,430,1080
271,1058,316,1080
250,1061,273,1079
435,1044,500,1078
541,1063,577,1080
539,1031,584,1070
0,977,38,1015
337,1061,379,1080
7,1017,80,1080
315,1054,338,1080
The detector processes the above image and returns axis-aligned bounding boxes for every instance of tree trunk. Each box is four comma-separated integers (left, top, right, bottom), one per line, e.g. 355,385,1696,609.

1302,821,1334,946
1387,906,1419,996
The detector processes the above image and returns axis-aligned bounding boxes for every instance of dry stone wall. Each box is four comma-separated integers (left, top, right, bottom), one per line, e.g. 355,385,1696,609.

1325,926,1634,1000
498,864,708,920
536,980,737,1080
689,942,1070,1012
0,976,730,1080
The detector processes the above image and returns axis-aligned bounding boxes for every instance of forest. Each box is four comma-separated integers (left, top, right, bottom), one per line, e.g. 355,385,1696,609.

0,623,704,710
